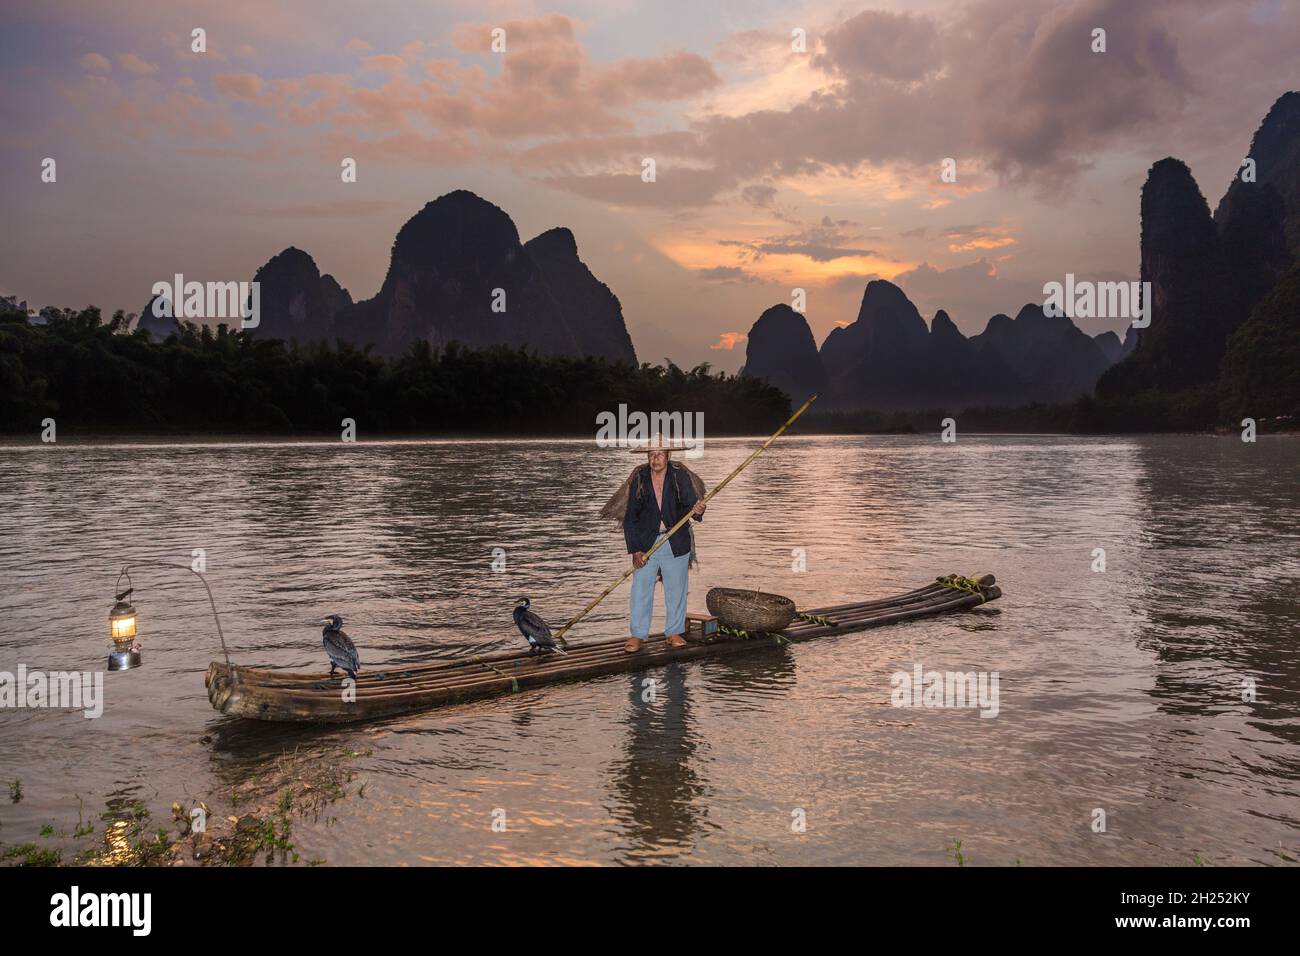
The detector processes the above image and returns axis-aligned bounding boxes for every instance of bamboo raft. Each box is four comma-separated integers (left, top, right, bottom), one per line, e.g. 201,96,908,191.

205,574,1001,724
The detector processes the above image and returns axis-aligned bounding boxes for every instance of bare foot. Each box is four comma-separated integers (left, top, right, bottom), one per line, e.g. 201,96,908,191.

624,637,644,654
665,634,687,649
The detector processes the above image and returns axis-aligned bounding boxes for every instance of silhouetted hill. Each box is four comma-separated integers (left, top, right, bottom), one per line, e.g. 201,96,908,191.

795,279,1112,410
971,303,1112,402
136,294,178,339
334,191,581,356
1216,91,1300,257
741,304,826,403
1094,330,1123,364
1097,158,1239,399
524,226,637,364
820,280,934,407
820,280,928,383
926,310,1027,406
1213,92,1298,333
251,247,352,343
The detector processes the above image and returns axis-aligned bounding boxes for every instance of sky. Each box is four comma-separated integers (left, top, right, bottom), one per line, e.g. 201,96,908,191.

1,0,1296,372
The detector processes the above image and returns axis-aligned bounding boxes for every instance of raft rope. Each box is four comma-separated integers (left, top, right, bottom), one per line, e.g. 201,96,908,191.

717,623,795,646
936,574,987,603
472,657,521,693
796,612,834,627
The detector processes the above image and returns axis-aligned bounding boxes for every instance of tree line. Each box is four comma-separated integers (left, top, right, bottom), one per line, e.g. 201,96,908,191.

0,307,792,436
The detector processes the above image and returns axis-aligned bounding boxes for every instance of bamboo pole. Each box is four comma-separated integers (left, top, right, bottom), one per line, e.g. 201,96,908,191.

553,393,819,644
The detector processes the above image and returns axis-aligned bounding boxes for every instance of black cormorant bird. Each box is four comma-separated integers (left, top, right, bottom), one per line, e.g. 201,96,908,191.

321,614,360,679
513,598,564,654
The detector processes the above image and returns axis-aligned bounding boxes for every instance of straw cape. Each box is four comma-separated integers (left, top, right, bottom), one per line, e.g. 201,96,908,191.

600,445,707,567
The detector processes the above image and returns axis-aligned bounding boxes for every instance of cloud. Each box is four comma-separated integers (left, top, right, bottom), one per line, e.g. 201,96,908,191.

813,9,940,82
542,167,730,208
117,53,158,75
940,224,1018,253
213,72,264,101
740,184,777,207
362,54,406,75
79,53,111,73
696,266,758,283
709,332,747,350
593,51,719,105
721,217,882,263
548,0,1209,206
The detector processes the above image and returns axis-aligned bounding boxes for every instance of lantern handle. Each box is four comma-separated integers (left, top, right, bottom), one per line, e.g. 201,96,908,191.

117,563,234,672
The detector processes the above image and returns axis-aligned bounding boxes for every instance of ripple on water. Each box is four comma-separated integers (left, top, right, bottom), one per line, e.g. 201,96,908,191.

0,434,1297,865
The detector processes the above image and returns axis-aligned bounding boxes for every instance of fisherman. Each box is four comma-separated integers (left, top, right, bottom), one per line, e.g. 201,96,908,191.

601,436,706,653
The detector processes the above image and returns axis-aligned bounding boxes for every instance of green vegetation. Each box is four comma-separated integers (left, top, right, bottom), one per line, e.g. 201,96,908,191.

0,745,367,868
0,843,62,866
1219,262,1300,422
0,307,790,435
947,838,967,867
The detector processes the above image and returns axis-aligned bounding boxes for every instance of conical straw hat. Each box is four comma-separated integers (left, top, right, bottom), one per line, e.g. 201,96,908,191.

626,433,691,454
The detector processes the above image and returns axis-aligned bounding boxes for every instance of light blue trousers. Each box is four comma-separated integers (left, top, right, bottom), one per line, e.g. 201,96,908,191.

629,532,690,638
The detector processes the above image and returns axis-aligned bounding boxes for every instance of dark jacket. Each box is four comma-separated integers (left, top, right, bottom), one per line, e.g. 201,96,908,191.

623,462,702,557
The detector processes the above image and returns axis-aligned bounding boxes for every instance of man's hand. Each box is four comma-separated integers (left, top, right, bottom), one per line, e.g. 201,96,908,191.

632,551,647,569
692,500,707,517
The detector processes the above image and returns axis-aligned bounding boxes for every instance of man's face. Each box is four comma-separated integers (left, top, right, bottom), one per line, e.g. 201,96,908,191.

648,450,669,474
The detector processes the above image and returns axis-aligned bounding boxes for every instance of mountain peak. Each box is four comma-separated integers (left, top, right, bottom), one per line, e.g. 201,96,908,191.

392,190,522,269
251,245,353,341
1247,91,1300,171
858,278,917,315
1098,153,1238,396
526,227,579,260
930,309,964,342
1215,89,1300,258
744,304,825,402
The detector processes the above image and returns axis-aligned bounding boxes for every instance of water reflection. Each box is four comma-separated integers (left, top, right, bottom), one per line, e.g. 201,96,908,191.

1,434,1298,865
610,664,709,861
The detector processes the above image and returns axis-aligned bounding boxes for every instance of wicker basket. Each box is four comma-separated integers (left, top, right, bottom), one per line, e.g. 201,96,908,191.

705,587,796,633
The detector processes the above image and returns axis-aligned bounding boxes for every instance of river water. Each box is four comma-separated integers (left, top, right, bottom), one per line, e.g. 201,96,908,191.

1,434,1297,865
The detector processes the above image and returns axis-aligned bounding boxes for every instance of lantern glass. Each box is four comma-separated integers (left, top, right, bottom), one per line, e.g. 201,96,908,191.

110,608,137,642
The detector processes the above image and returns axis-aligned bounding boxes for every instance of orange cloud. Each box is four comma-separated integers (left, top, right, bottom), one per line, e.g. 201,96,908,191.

362,55,407,75
117,53,158,75
213,73,265,101
710,332,747,350
79,53,111,73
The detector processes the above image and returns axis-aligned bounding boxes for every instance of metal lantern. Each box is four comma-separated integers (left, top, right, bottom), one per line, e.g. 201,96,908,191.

108,572,141,671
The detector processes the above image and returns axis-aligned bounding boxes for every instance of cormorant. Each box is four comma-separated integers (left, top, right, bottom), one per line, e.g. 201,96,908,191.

321,614,360,679
513,598,564,654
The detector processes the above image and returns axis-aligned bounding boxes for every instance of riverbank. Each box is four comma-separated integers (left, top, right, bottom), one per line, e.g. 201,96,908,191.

1,744,368,867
